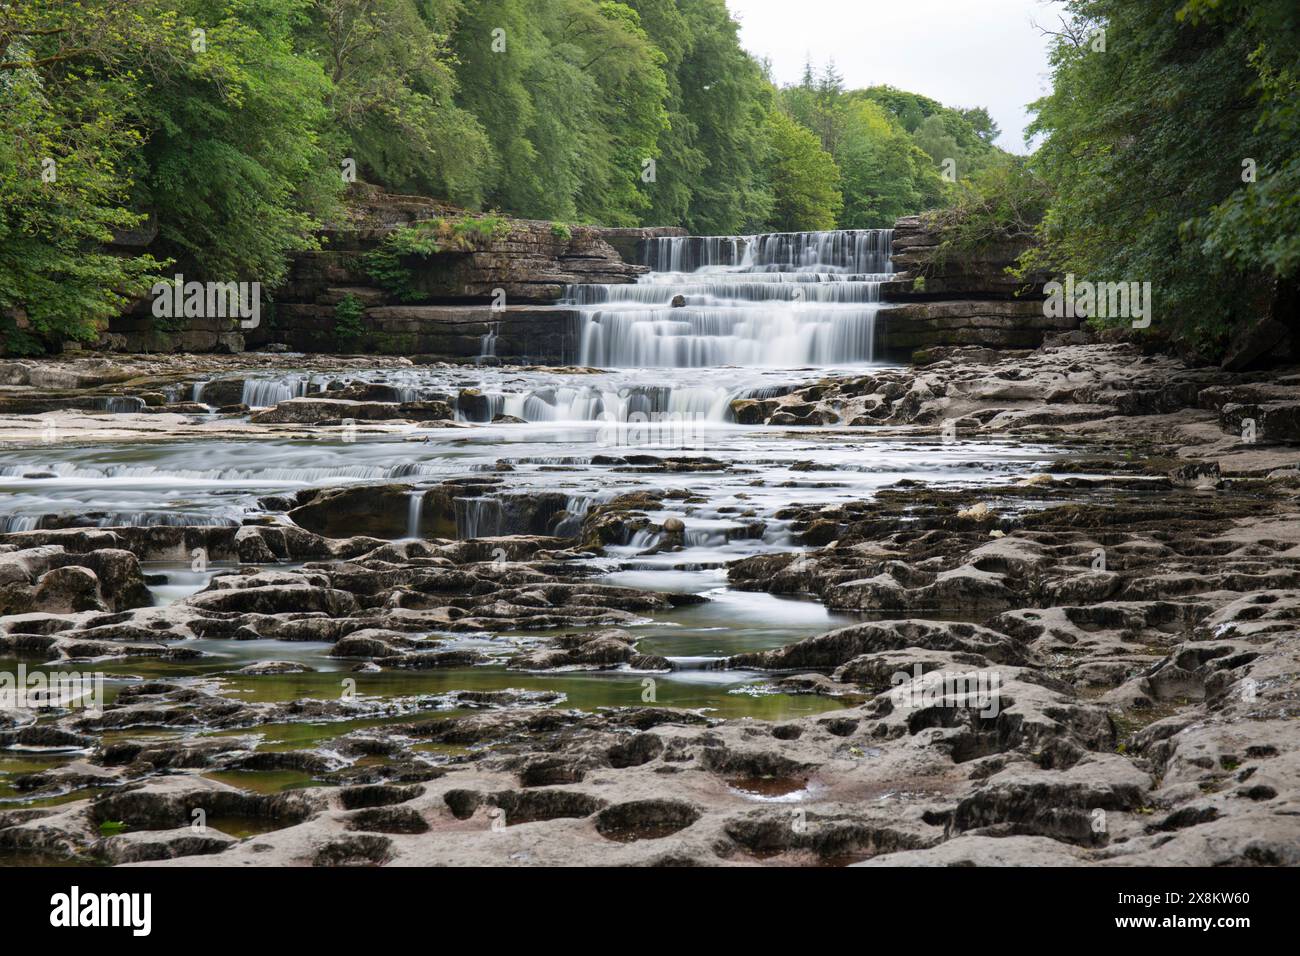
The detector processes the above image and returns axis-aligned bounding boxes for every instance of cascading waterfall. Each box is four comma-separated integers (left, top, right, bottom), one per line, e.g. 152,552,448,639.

478,324,499,363
569,229,893,369
241,376,319,408
407,491,424,539
455,497,502,539
459,382,734,424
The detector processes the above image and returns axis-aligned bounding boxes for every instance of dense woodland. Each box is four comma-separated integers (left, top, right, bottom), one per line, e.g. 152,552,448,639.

1,0,1297,359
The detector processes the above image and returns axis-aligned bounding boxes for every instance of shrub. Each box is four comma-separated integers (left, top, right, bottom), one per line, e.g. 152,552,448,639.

334,293,367,350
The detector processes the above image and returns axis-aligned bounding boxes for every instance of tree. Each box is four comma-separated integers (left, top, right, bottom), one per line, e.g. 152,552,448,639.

0,0,180,351
673,0,773,233
836,99,944,228
957,106,1001,146
548,0,669,226
136,0,340,288
764,109,842,232
1178,0,1300,295
628,0,704,226
305,0,492,208
1025,0,1297,357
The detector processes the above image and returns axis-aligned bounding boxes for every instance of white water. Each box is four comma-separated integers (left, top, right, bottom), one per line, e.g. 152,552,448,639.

568,229,893,368
0,229,1064,551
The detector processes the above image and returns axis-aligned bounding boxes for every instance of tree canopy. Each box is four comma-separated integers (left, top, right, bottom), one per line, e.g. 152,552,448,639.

1021,0,1300,358
1,0,1007,351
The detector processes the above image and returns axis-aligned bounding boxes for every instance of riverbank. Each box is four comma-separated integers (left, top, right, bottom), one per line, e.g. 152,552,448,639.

1,342,1297,866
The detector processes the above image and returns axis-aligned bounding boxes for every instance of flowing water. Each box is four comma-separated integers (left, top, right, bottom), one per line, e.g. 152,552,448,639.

569,230,892,367
1,229,1061,802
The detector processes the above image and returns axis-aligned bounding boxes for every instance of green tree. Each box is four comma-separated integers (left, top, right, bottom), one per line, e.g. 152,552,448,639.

836,99,945,228
957,106,1001,146
628,0,704,226
305,0,492,208
764,109,842,231
0,0,178,351
673,0,774,233
135,0,340,288
548,0,669,225
1178,1,1300,294
1025,0,1297,357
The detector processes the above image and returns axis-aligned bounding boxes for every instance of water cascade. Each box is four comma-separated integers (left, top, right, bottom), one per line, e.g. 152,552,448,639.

407,490,424,539
567,229,893,369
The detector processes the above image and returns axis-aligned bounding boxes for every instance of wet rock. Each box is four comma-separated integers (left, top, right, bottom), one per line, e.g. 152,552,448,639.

1168,460,1222,490
289,483,425,539
345,807,429,834
249,397,451,424
313,834,394,866
729,620,1026,671
338,784,425,810
236,660,310,675
507,627,642,671
595,799,701,842
607,733,664,768
99,828,237,864
91,789,320,832
519,757,587,787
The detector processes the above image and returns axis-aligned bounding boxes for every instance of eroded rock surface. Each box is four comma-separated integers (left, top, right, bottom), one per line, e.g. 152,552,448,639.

1,344,1298,866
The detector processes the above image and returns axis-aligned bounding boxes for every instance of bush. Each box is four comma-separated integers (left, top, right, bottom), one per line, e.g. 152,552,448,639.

363,215,511,302
924,158,1051,269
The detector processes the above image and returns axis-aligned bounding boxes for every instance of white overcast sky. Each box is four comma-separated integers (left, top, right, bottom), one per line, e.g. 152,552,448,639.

726,0,1065,153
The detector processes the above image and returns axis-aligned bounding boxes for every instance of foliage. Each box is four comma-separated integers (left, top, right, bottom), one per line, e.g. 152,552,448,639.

2,0,1045,354
764,110,842,232
776,66,1004,229
333,292,366,349
135,0,339,288
304,0,492,208
0,1,176,350
1023,0,1300,356
924,158,1052,268
656,0,774,233
1178,2,1300,284
364,221,443,301
836,99,946,228
363,215,510,300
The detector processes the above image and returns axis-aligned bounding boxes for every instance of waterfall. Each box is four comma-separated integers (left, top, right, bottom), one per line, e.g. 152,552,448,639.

241,375,318,408
454,497,502,539
491,383,730,422
641,229,893,274
407,491,424,539
478,323,499,363
104,396,146,414
569,228,893,368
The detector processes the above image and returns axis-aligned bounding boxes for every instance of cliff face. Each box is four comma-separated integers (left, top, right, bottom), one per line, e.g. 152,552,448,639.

876,215,1077,355
103,186,684,357
98,200,1076,360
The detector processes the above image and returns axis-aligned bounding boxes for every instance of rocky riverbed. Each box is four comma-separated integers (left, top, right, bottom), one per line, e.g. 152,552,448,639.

1,342,1298,866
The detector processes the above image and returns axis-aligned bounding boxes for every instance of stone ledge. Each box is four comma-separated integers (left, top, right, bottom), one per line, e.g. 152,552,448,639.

877,299,1079,353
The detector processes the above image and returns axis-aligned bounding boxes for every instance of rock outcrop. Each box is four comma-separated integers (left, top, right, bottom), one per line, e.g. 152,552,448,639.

103,185,683,358
876,215,1070,356
3,344,1299,867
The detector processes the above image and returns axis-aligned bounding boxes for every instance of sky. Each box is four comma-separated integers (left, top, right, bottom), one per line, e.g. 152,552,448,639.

726,0,1065,154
